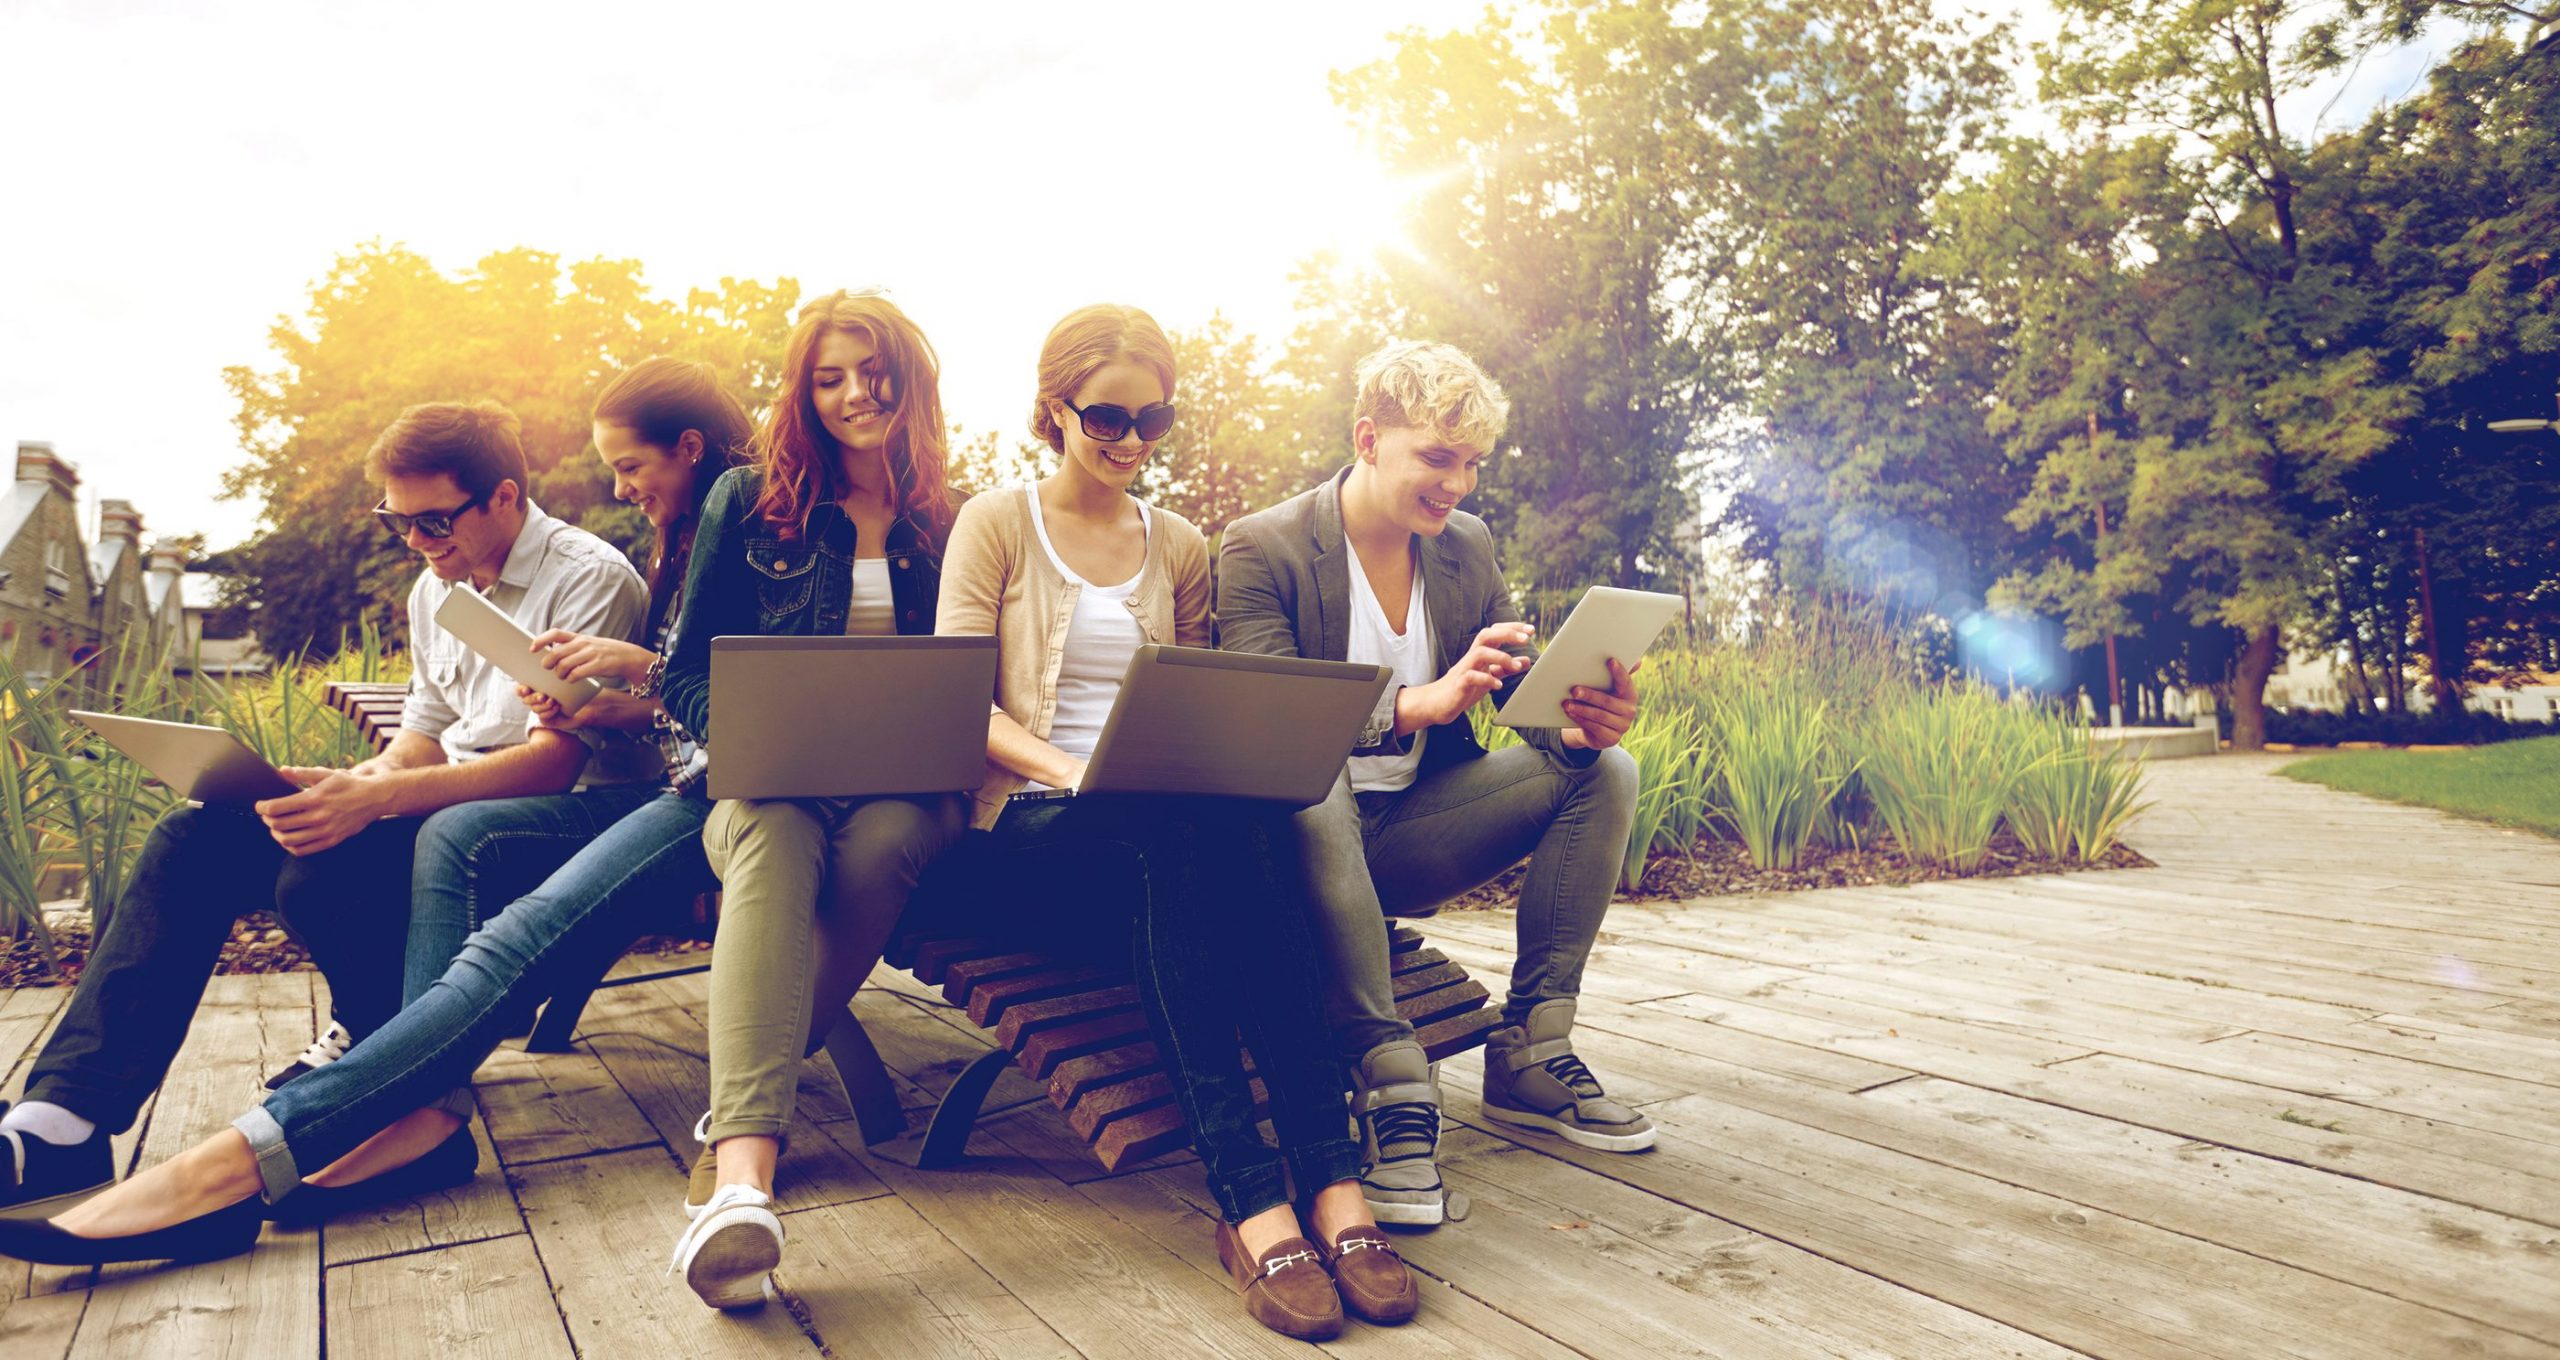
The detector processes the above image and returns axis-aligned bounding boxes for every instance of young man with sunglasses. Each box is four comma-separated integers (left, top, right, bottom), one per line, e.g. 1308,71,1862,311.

1217,342,1649,1230
0,401,650,1215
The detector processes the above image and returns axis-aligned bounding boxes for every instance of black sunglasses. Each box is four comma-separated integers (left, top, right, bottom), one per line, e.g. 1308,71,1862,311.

1063,398,1178,444
373,488,493,540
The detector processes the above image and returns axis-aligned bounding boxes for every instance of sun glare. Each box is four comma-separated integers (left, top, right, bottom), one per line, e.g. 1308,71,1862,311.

1316,158,1457,274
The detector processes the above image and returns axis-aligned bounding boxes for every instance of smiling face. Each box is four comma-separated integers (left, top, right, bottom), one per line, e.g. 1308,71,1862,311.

382,471,517,584
593,421,702,530
1052,360,1168,494
1356,417,1489,538
810,327,894,457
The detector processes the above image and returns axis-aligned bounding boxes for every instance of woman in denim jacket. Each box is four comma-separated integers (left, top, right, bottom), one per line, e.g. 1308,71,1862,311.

654,290,968,1309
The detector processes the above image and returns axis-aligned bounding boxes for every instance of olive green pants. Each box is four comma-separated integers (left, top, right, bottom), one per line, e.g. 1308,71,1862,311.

700,792,966,1145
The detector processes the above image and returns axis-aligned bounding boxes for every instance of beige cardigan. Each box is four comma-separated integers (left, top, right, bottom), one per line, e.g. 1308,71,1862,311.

936,485,1213,827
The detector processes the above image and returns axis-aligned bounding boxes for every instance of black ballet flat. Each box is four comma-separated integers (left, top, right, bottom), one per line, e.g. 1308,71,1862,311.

265,1125,479,1228
0,1194,260,1266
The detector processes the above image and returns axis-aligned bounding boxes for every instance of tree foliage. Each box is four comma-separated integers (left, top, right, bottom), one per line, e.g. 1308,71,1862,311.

222,244,795,656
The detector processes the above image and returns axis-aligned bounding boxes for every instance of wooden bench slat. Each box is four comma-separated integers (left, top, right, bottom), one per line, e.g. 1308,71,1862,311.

994,986,1140,1050
1018,1011,1155,1080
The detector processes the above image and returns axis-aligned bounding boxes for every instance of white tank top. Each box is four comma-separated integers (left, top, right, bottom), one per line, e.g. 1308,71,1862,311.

844,557,895,636
1025,486,1150,780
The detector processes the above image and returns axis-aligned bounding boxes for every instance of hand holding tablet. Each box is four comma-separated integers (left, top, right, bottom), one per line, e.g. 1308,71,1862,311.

1494,587,1684,729
433,584,605,715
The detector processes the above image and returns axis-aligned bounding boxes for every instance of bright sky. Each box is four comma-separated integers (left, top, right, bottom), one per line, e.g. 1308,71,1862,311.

0,0,2472,556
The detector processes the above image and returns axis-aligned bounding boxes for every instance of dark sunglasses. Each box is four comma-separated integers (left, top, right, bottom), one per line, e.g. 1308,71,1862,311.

372,488,493,540
1064,398,1178,444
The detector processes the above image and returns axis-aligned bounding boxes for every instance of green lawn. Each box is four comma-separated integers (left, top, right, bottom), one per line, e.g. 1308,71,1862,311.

2278,736,2560,838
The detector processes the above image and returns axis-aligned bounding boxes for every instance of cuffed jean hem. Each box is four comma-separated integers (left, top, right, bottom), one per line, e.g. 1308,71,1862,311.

701,1118,790,1148
1287,1137,1365,1204
1211,1161,1296,1226
232,1106,299,1205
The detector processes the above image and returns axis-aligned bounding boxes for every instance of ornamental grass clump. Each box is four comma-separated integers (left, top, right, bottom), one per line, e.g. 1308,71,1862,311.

1616,705,1711,890
2003,711,2151,863
1706,682,1849,870
1860,684,2023,871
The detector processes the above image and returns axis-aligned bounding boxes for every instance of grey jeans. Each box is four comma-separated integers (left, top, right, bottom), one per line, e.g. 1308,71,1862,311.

1297,742,1639,1060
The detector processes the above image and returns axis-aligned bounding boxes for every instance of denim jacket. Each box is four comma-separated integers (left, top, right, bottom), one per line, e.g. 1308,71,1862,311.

660,465,951,743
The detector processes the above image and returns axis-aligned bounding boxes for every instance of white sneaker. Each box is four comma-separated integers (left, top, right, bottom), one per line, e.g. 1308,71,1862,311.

669,1182,782,1310
264,1020,353,1090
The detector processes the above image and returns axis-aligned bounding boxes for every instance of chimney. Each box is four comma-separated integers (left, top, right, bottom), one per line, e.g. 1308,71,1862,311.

100,499,144,545
14,441,78,499
147,537,188,574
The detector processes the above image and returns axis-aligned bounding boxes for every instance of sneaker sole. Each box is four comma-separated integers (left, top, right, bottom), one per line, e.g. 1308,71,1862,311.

1479,1103,1658,1152
684,1217,782,1310
1363,1193,1446,1227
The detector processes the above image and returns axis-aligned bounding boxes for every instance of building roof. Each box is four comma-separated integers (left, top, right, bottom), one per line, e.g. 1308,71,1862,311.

88,537,128,599
0,482,44,561
179,573,231,611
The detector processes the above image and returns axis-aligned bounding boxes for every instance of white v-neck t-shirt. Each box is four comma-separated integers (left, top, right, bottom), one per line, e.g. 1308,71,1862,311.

1027,486,1150,779
1343,530,1434,793
844,557,895,636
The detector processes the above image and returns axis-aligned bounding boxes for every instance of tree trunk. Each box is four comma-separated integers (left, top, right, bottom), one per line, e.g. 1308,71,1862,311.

2229,625,2280,751
2412,527,2461,713
2344,624,2372,716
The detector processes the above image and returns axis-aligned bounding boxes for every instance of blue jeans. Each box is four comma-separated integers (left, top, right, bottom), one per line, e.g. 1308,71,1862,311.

404,782,664,1004
977,794,1362,1224
234,791,715,1200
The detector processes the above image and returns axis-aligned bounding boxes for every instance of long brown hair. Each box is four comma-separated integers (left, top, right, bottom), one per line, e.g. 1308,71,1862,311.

592,357,752,625
751,290,953,540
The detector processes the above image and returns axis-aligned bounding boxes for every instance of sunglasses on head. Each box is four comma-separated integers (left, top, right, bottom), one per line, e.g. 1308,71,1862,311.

1064,398,1178,444
372,488,493,540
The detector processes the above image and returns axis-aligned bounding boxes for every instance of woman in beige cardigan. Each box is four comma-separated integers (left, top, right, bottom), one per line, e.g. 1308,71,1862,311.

935,304,1415,1343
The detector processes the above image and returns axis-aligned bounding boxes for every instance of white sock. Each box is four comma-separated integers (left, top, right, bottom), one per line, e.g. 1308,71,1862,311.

0,1099,96,1146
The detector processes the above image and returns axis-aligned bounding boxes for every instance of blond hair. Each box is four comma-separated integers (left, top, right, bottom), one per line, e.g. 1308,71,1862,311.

1029,304,1178,452
1352,341,1511,450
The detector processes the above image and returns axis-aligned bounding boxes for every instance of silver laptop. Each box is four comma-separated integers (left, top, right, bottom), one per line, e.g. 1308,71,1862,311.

707,635,999,800
70,711,302,805
1018,646,1393,808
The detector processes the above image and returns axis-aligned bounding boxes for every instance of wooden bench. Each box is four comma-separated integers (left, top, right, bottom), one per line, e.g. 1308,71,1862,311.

321,680,1502,1173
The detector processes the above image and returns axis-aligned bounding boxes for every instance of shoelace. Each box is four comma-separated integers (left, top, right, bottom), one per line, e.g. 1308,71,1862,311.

1368,1101,1441,1162
293,1021,352,1071
1538,1051,1606,1101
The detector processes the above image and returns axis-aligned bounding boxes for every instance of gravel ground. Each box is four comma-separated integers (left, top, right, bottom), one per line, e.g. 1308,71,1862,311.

2,834,2147,987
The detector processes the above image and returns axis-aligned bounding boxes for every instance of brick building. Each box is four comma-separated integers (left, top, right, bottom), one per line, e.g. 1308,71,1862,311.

0,441,197,686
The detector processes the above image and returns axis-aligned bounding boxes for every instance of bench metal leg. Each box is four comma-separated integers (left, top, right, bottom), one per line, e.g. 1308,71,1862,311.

821,1008,907,1146
917,1047,1015,1170
526,980,599,1053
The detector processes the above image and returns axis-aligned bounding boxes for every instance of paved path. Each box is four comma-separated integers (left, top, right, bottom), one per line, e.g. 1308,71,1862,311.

2,753,2555,1358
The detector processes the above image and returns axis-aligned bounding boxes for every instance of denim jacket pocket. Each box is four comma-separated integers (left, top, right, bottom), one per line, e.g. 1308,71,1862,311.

744,537,820,628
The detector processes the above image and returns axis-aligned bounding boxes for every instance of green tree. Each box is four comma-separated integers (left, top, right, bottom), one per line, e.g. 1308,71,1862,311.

1327,0,1712,594
222,244,795,657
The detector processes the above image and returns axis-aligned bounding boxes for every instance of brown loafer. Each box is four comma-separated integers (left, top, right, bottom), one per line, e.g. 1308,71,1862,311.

1214,1221,1344,1340
1317,1225,1420,1325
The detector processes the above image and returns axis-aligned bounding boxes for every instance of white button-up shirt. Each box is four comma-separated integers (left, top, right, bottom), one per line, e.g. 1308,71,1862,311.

399,502,656,786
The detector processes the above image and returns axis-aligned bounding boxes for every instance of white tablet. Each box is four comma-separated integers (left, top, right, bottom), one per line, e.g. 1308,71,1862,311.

70,711,301,804
1494,587,1685,728
433,583,605,715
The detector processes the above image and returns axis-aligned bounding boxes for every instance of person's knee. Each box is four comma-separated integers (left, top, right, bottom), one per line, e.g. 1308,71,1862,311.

1584,745,1640,807
706,799,824,871
411,802,493,877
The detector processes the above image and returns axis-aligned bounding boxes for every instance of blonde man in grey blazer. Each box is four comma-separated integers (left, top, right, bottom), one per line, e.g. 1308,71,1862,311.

1218,341,1649,1229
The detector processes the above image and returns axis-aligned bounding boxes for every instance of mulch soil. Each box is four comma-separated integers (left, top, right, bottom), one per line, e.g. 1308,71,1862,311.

1,834,2149,988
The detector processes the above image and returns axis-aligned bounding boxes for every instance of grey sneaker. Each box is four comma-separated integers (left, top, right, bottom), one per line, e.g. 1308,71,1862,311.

1353,1040,1448,1226
1480,1000,1656,1152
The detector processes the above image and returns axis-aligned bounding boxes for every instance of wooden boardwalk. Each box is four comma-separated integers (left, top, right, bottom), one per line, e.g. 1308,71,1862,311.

2,752,2556,1358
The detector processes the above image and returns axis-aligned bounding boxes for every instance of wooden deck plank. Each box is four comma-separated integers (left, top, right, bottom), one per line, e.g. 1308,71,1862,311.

779,1195,1079,1359
326,1231,571,1359
472,1041,659,1166
510,1145,816,1357
1440,1084,2553,1360
853,1126,1309,1359
1423,1127,2084,1359
320,1118,523,1268
68,974,322,1360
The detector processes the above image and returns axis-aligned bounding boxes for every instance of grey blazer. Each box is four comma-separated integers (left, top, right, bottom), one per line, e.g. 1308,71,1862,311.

1217,464,1587,777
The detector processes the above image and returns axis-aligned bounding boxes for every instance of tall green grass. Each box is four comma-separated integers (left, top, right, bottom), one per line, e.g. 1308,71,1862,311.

0,629,406,963
2003,711,2153,863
